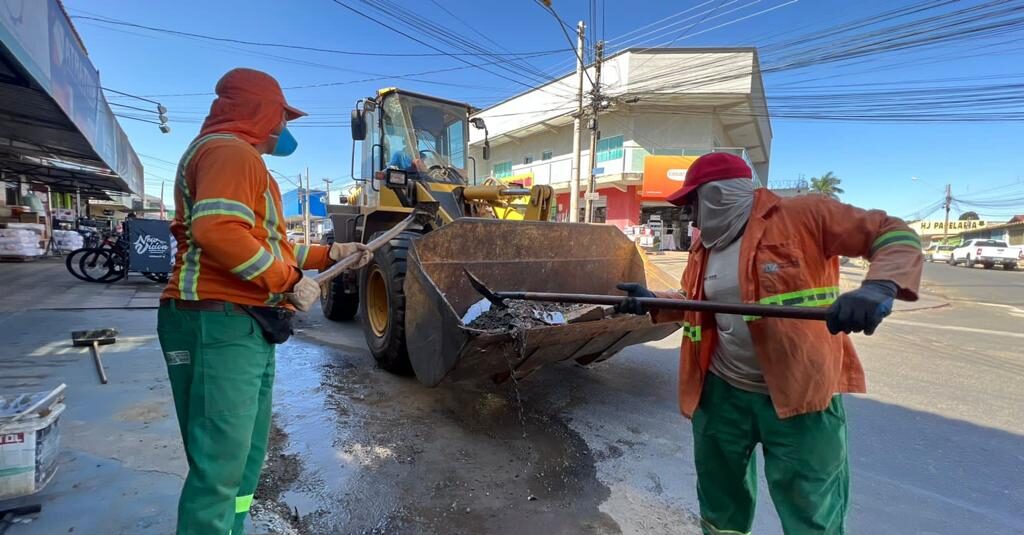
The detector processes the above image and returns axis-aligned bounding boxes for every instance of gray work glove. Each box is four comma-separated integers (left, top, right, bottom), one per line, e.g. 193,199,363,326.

615,282,656,315
329,242,373,269
826,280,898,335
286,275,321,312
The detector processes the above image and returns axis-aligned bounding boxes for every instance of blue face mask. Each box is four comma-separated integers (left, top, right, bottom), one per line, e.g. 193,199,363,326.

269,127,298,157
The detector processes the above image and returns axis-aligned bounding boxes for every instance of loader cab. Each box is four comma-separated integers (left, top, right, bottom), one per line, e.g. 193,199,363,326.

353,89,483,188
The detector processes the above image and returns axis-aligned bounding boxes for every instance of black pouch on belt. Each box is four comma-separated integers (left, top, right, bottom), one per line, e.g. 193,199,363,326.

241,305,295,344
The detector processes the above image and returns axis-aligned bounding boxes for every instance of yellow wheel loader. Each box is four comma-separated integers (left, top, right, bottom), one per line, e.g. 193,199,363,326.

322,88,679,385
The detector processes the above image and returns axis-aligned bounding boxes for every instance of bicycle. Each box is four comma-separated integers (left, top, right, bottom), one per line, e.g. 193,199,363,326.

65,233,169,284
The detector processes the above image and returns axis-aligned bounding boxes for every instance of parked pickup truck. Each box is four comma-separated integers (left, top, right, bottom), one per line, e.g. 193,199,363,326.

949,239,1022,270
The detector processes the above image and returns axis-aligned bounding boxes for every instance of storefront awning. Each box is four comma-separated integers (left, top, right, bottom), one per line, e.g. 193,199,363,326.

0,0,142,199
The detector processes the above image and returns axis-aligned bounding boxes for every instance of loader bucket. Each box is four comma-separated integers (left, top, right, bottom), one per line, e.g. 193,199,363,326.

404,218,681,386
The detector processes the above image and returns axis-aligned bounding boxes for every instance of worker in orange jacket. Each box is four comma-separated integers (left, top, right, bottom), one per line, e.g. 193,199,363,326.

157,68,370,535
618,152,923,535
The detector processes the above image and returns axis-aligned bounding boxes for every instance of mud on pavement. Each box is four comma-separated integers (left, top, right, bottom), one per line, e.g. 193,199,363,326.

251,420,303,534
259,336,621,535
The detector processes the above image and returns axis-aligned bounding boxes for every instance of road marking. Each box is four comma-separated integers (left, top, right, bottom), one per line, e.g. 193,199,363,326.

968,301,1024,318
886,319,1024,339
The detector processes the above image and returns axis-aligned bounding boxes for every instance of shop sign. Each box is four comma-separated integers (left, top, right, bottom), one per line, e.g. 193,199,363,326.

910,220,995,236
127,219,172,273
641,155,699,200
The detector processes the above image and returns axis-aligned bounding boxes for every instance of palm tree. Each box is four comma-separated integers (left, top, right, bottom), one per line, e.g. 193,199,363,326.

810,172,844,199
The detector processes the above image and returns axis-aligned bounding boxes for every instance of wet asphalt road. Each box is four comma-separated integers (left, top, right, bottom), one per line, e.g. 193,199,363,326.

260,265,1024,534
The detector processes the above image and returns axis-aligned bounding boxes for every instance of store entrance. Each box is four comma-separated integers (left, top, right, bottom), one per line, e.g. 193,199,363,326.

641,205,692,250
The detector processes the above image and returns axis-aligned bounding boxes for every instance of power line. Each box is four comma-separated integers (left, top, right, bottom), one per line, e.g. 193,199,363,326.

536,1,596,87
358,0,568,89
114,113,163,126
128,50,565,98
72,14,565,58
328,0,571,94
137,153,180,167
109,101,161,114
101,86,161,105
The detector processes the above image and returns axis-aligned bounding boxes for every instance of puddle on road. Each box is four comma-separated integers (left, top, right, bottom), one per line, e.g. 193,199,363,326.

263,337,621,534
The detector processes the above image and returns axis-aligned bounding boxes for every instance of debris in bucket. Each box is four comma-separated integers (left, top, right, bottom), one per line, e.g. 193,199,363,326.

466,299,585,331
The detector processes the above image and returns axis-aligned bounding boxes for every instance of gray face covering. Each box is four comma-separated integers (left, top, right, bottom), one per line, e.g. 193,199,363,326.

695,178,755,250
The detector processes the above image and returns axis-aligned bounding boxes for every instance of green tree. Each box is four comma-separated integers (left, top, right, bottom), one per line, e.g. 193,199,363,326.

810,172,844,199
959,211,979,220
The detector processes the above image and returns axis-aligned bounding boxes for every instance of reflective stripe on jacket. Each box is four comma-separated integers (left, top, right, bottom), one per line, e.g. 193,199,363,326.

653,189,923,419
162,134,332,306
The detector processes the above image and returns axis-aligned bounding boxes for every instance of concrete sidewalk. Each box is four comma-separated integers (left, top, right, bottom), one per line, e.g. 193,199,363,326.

0,257,163,312
0,307,183,534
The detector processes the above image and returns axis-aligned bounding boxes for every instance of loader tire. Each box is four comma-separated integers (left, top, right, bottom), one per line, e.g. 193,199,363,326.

359,231,419,376
321,275,359,321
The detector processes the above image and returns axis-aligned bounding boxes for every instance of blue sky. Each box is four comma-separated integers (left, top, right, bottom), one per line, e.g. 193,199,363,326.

66,0,1024,220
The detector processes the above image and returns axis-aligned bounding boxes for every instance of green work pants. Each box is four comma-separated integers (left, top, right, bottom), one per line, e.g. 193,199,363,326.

157,301,275,535
692,373,849,535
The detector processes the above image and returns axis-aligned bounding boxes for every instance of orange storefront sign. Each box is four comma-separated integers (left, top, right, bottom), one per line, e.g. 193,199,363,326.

641,155,698,201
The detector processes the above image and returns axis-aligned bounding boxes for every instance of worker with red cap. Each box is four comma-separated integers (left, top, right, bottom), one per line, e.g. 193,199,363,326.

617,152,923,534
157,68,370,534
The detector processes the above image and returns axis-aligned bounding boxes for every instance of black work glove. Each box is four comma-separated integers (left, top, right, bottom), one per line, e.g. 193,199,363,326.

615,282,656,315
826,280,898,336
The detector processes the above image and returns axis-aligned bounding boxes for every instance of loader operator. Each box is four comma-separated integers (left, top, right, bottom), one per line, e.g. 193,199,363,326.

617,152,922,535
157,68,371,535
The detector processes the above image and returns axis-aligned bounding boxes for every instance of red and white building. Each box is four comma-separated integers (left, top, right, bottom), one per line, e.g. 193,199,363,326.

468,47,772,245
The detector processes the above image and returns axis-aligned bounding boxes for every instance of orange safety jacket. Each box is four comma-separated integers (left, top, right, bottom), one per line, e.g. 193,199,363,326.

162,133,332,307
652,189,923,419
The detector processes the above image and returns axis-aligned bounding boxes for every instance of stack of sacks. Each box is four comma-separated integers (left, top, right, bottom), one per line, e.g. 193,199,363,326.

52,230,84,252
0,228,44,257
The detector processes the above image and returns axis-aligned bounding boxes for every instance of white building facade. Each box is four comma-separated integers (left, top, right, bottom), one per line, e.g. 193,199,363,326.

468,48,772,241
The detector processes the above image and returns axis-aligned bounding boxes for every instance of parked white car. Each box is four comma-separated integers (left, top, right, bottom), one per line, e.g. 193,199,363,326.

923,244,955,263
949,239,1021,270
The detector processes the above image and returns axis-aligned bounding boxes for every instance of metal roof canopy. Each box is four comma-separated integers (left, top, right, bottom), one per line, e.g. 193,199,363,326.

0,32,129,200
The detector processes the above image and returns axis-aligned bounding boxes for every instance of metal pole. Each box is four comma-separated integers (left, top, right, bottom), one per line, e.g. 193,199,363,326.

942,183,951,243
584,41,604,224
304,168,311,243
569,21,585,223
75,186,82,225
322,178,333,207
159,181,166,220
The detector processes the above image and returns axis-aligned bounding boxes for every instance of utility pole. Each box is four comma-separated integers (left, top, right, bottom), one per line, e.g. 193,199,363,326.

304,168,311,243
569,20,585,223
159,181,166,220
942,183,952,243
584,41,604,224
322,178,333,207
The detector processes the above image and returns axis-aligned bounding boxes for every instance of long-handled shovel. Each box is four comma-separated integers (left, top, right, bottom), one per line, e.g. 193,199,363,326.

464,269,829,321
314,201,439,291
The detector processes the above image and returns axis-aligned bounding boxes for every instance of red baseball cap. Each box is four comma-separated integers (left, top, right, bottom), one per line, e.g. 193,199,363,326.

666,152,752,206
